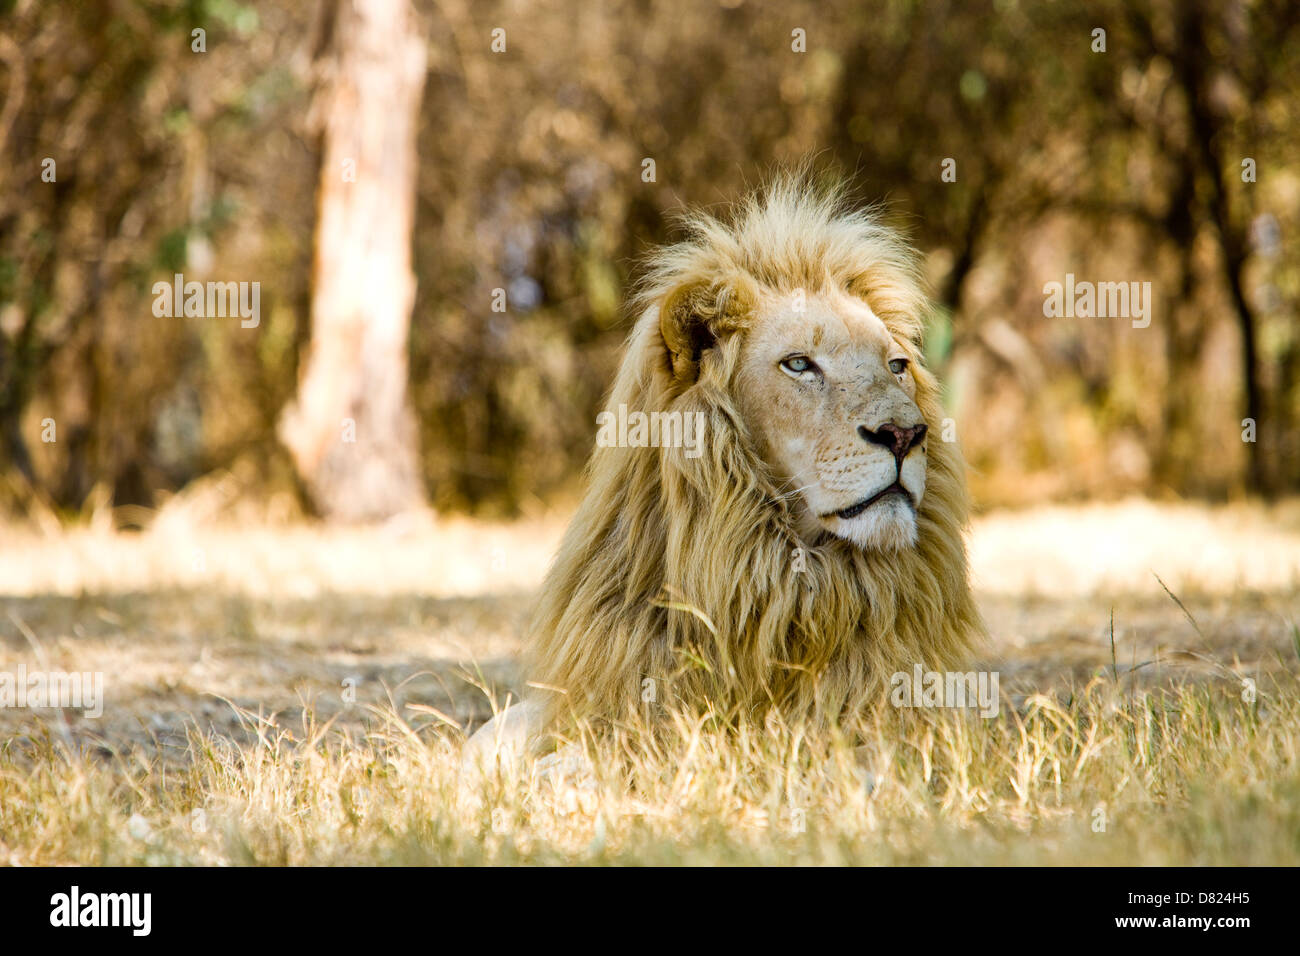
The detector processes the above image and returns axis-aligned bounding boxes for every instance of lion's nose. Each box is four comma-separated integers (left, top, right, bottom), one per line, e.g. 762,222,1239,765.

858,422,927,464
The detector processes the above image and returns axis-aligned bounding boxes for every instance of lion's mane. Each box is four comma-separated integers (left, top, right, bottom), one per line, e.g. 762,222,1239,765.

525,174,983,730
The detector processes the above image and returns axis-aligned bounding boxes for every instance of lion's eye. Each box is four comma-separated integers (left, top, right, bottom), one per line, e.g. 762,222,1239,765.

888,358,909,375
780,355,818,377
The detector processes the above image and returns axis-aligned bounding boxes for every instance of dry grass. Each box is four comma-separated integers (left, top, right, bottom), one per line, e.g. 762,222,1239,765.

1,497,1298,865
2,678,1298,866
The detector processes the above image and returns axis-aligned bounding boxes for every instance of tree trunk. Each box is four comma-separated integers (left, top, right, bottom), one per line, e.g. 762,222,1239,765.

1173,0,1265,494
279,0,428,521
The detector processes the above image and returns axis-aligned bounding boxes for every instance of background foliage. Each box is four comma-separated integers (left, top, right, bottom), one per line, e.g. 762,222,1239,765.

2,0,1298,518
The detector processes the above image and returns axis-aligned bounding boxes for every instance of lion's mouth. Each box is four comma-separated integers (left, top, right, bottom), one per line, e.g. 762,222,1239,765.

823,481,912,520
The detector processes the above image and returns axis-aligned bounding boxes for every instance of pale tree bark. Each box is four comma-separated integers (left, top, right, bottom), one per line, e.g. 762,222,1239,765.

280,0,427,521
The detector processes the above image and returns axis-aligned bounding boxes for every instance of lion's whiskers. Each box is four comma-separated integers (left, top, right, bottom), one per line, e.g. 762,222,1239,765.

770,481,819,503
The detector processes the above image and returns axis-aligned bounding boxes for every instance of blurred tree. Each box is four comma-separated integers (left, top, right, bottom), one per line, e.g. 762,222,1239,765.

278,0,428,520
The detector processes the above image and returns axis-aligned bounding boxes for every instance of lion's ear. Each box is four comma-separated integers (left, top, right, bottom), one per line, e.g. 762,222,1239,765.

659,283,735,383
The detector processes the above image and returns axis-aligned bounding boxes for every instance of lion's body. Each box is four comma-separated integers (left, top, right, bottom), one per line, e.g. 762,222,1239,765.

517,175,982,736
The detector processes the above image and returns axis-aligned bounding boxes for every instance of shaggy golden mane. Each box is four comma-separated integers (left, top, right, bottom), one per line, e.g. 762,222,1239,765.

524,174,983,731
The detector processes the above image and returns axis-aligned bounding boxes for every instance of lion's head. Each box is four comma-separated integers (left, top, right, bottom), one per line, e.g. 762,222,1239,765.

731,286,930,553
525,174,982,730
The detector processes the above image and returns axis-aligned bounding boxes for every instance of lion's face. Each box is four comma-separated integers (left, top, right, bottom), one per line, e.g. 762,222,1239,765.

734,289,928,552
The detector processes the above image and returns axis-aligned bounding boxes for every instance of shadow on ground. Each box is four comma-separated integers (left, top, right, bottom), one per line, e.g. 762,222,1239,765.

1,589,534,763
1,582,1297,763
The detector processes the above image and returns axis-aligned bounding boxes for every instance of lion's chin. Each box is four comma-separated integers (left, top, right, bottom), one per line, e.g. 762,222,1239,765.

823,493,919,552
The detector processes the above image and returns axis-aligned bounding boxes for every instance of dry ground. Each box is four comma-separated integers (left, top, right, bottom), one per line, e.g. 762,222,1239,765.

1,497,1298,865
